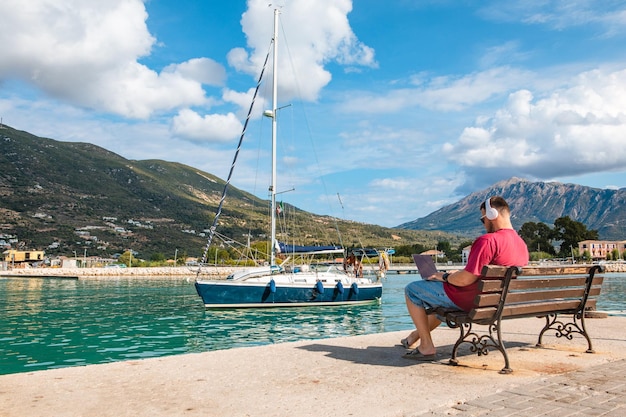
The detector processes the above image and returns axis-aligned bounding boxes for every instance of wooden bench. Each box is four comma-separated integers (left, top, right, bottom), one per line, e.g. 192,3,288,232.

431,264,605,374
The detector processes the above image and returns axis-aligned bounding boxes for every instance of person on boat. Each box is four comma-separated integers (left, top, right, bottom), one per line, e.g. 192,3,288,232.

344,252,362,277
401,196,529,360
343,253,354,273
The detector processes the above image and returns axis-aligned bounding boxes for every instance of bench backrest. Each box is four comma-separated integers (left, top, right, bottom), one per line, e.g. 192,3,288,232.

469,265,604,322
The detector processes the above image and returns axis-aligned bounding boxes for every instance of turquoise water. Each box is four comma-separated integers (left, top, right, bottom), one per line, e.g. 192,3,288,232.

1,272,624,375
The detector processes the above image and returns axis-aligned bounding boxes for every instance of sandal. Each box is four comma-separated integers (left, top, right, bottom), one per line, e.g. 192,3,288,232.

402,349,436,361
400,338,411,349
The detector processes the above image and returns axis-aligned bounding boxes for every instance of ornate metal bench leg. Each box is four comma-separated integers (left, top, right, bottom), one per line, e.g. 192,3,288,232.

536,315,550,348
492,322,512,374
537,313,594,353
449,322,471,366
578,312,594,353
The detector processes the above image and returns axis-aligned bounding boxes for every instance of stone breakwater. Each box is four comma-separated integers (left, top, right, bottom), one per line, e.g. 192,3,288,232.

0,266,240,279
2,263,624,279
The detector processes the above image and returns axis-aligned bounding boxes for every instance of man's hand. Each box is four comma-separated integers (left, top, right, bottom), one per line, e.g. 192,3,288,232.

427,272,444,281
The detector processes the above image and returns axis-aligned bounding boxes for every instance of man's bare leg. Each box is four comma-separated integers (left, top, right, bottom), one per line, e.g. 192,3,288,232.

404,295,441,354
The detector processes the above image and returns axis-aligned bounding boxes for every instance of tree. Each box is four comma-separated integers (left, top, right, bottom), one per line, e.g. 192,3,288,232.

119,250,134,267
519,217,598,258
518,222,556,255
552,216,598,257
150,253,166,262
393,244,429,258
453,240,473,263
437,240,453,259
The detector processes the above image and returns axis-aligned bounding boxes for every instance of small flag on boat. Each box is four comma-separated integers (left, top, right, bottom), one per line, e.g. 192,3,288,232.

276,201,284,215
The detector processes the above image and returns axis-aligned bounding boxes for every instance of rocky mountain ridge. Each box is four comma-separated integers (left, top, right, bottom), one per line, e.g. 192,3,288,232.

398,177,625,240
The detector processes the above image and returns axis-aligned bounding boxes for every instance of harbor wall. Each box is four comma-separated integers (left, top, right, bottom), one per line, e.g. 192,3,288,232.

2,262,624,279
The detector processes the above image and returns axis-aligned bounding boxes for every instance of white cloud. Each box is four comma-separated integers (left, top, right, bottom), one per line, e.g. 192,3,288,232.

163,58,226,86
446,68,626,187
229,0,377,103
478,0,626,35
0,0,376,128
339,66,533,114
479,41,531,68
171,109,243,142
0,0,208,119
222,88,267,120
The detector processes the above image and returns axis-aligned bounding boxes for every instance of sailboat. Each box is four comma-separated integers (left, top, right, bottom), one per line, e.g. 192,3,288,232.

194,9,383,308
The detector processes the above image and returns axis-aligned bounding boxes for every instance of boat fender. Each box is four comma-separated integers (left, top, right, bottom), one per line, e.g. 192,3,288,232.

315,280,324,294
336,281,344,294
269,279,276,293
351,282,359,295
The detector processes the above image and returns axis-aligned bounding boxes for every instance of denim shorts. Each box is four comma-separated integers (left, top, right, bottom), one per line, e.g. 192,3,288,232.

405,280,461,310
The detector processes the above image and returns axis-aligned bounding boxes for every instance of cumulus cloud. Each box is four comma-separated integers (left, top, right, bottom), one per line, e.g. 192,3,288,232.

171,109,243,142
222,88,267,120
228,0,377,103
163,58,226,87
0,0,209,119
0,0,375,130
445,68,626,188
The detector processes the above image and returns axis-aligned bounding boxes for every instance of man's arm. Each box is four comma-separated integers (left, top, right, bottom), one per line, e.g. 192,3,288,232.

429,269,479,287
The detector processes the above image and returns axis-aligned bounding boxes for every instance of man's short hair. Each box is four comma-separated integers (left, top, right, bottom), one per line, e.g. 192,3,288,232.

480,196,510,214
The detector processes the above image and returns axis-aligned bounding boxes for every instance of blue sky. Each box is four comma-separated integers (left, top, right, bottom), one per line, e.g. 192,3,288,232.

2,0,626,228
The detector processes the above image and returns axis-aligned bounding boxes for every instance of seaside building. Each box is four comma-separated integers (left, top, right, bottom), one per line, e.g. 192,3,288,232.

461,245,471,265
2,249,45,265
578,240,626,260
420,249,445,259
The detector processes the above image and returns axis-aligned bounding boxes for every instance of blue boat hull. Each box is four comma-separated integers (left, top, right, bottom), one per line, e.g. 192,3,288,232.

194,280,382,308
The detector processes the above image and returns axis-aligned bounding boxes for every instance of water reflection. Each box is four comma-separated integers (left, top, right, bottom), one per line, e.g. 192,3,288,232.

195,304,386,351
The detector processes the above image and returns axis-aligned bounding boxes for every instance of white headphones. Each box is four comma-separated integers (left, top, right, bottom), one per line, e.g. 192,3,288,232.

485,197,499,220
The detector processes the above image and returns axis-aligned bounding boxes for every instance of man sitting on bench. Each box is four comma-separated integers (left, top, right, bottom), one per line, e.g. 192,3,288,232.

401,196,529,360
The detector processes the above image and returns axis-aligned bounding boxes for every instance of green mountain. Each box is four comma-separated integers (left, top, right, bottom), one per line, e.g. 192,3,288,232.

398,178,626,240
0,125,451,259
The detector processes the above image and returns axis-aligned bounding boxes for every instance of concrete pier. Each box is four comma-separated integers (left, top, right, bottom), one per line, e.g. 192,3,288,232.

1,316,624,417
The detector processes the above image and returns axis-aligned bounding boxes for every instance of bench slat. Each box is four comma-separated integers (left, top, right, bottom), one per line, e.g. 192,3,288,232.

509,276,603,290
479,276,603,292
476,286,602,307
482,265,597,276
470,299,598,321
502,299,597,318
520,266,599,275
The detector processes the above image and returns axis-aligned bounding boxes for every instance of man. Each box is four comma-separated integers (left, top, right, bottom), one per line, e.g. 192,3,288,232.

401,196,529,360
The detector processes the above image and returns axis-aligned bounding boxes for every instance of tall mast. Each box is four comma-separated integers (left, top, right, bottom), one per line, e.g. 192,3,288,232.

269,8,279,267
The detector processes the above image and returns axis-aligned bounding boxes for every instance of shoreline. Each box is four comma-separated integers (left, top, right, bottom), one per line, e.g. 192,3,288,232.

0,265,237,278
2,262,625,279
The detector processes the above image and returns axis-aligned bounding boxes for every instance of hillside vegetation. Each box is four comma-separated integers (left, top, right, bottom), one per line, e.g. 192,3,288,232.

0,125,459,259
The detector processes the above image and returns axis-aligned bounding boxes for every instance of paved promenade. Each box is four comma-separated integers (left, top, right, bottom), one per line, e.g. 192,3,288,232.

1,316,625,417
424,358,626,416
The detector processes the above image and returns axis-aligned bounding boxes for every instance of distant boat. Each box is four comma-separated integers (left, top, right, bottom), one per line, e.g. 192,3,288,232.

194,9,383,308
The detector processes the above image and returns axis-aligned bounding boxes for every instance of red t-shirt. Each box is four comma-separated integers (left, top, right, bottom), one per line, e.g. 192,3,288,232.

444,228,529,311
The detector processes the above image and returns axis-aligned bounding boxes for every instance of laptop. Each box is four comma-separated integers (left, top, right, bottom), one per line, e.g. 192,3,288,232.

412,254,439,279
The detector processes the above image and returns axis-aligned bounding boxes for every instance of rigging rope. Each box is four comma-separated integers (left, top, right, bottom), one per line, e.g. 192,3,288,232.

196,42,273,279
